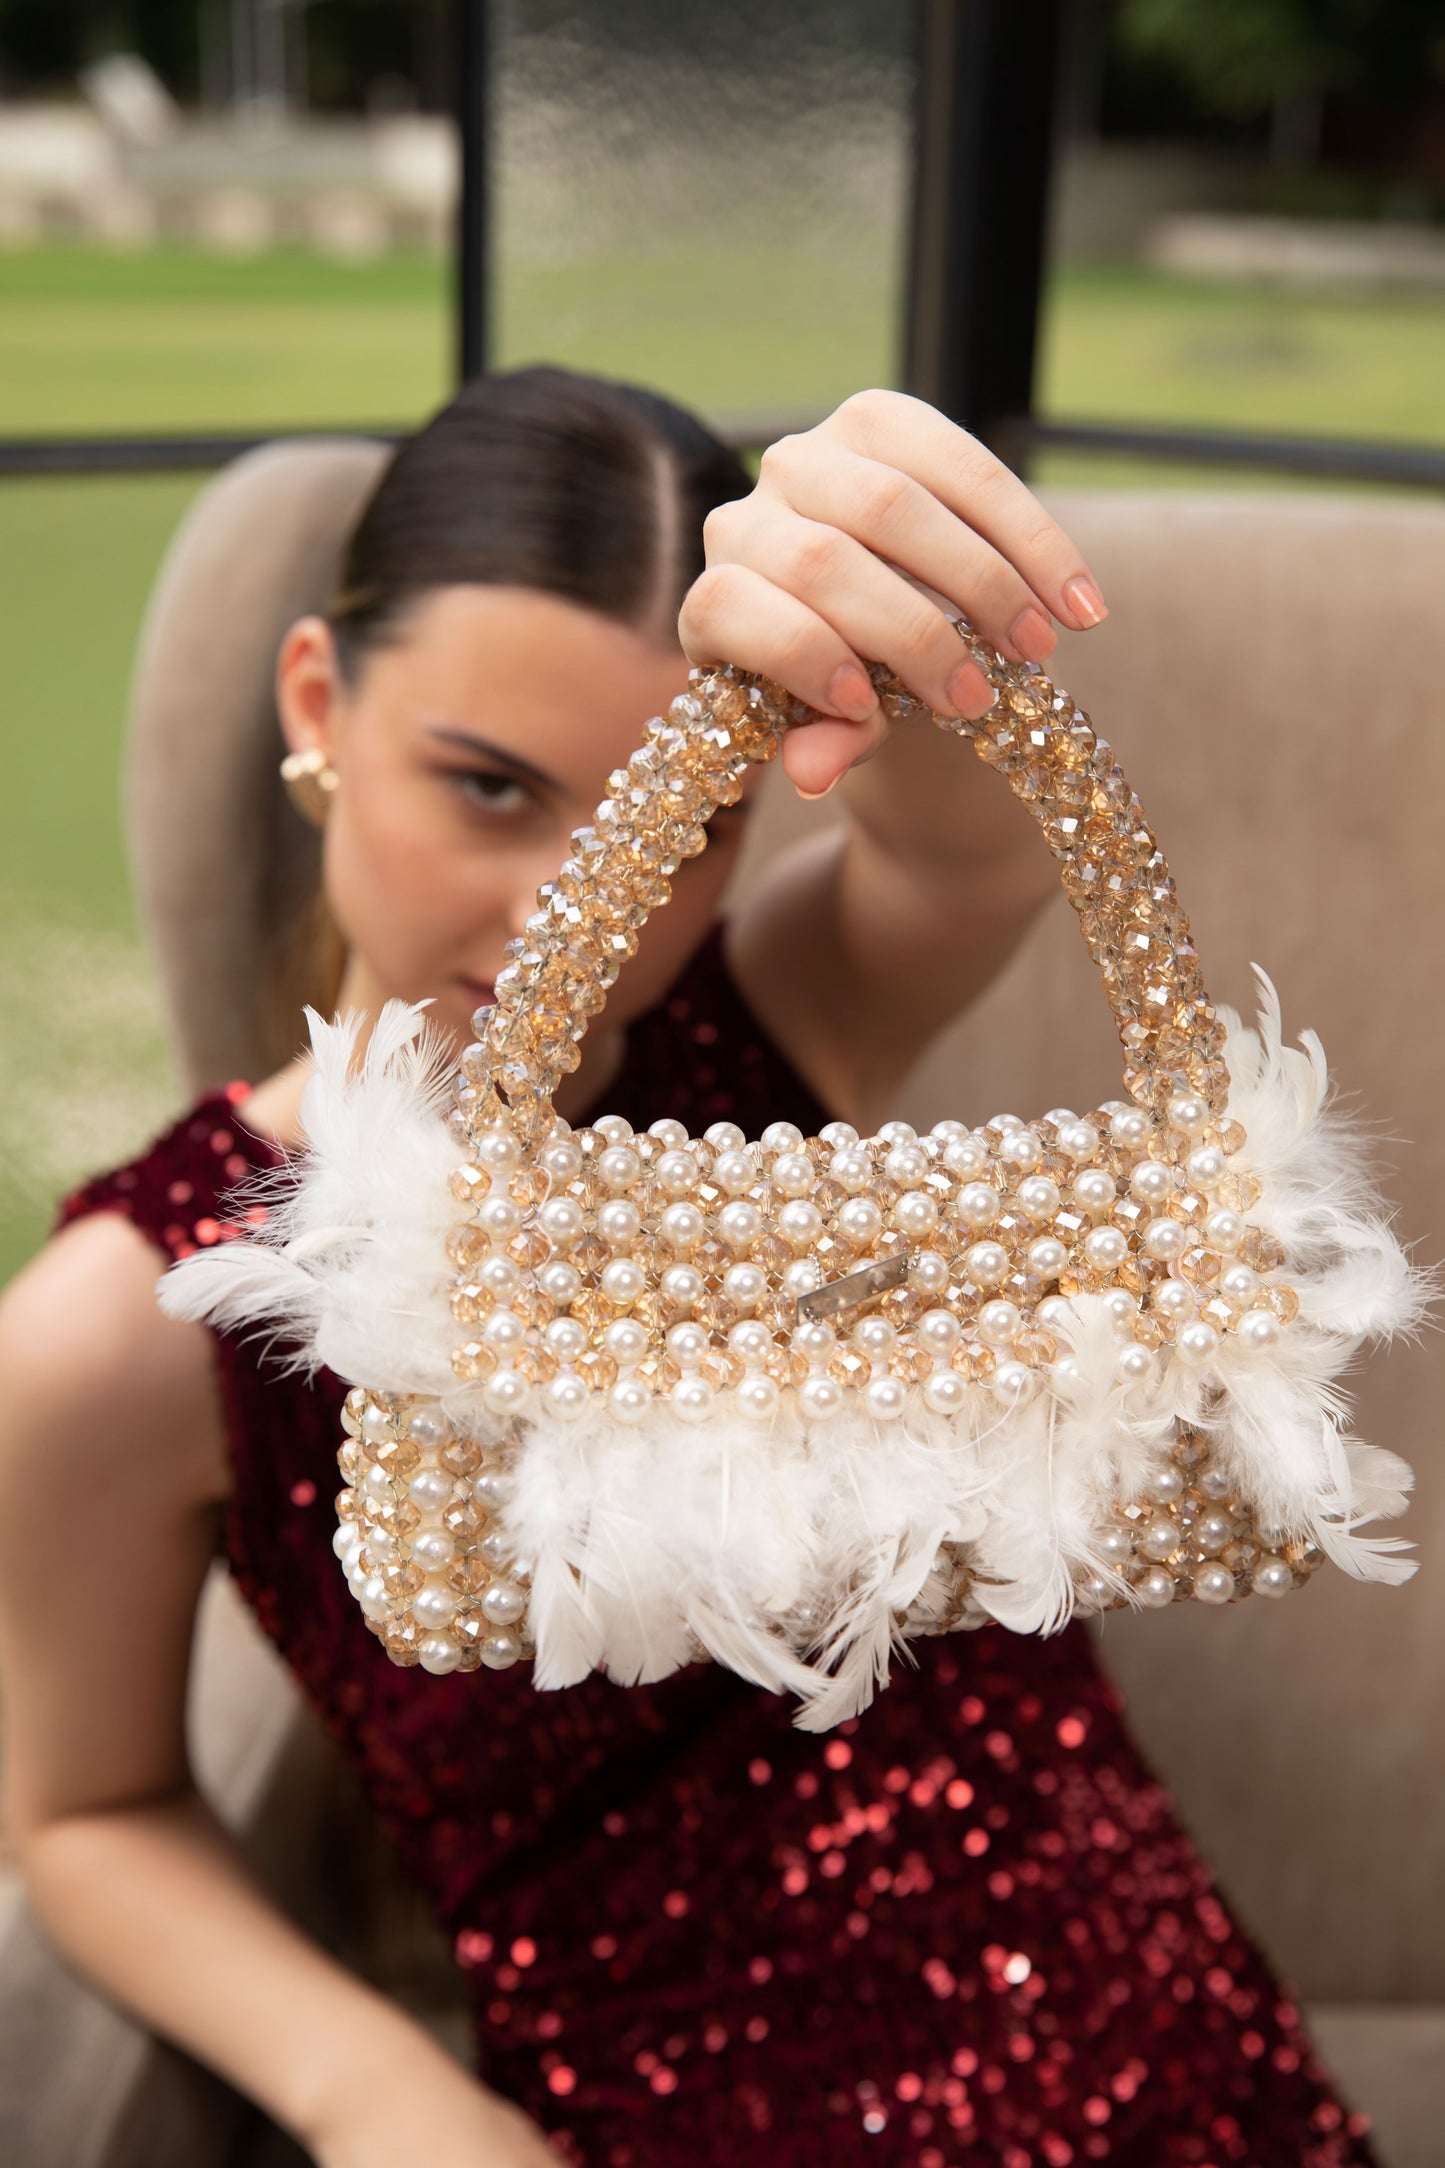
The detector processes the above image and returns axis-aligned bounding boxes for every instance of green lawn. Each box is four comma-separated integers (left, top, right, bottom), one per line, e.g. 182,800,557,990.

1,246,1442,1282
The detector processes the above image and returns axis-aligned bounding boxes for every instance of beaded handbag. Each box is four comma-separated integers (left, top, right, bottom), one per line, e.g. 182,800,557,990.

164,622,1426,1729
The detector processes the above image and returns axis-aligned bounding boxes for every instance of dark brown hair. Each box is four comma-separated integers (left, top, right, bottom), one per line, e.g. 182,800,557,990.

330,363,752,677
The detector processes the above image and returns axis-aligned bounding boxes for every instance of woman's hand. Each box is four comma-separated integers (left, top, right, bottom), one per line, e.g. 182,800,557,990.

679,387,1108,799
311,2049,563,2168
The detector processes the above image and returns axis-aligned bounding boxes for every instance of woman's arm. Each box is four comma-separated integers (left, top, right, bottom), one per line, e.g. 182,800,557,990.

0,1214,558,2166
681,387,1107,1128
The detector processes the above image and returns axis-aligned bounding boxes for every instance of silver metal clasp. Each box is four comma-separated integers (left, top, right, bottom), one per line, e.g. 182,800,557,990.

796,1250,912,1325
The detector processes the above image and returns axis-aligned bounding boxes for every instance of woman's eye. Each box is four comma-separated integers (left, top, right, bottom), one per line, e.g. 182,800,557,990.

454,770,533,817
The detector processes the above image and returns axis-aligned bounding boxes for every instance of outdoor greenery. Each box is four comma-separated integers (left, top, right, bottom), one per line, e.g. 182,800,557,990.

1,244,1442,1283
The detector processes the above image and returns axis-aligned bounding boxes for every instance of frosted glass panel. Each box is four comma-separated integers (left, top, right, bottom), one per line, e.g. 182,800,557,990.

490,1,914,429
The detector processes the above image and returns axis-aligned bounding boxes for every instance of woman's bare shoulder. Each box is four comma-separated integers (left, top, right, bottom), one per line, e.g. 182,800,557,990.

0,1212,231,1508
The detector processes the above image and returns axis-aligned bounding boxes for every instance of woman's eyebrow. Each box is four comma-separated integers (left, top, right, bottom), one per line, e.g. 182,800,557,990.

424,725,561,793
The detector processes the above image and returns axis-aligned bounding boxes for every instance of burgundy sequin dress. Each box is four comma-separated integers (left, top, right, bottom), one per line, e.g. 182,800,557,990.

61,924,1374,2168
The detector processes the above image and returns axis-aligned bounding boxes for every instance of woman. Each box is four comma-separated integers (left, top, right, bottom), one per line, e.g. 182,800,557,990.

0,368,1372,2165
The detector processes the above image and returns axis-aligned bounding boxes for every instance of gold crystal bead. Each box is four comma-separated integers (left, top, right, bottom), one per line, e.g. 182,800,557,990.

1262,1282,1300,1323
449,1164,490,1207
382,1617,422,1665
441,1436,484,1479
452,1339,498,1382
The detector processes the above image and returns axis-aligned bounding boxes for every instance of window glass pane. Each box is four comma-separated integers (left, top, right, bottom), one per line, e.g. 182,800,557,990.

489,1,913,427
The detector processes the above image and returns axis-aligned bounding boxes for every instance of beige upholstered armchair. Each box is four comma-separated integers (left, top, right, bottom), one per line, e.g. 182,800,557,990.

2,449,1440,2166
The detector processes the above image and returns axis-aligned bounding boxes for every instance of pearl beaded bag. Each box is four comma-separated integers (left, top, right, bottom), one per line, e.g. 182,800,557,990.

163,623,1428,1728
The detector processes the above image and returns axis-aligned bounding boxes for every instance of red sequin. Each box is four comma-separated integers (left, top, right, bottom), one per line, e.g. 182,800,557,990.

56,924,1378,2168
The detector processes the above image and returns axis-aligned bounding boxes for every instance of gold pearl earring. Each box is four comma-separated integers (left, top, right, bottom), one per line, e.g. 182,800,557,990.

281,747,338,829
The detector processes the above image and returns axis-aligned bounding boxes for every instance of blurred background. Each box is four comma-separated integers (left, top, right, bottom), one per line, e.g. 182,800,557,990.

1,0,1443,1280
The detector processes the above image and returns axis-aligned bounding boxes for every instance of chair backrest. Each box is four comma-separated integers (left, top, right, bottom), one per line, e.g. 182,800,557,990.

128,450,1445,2005
898,490,1445,2005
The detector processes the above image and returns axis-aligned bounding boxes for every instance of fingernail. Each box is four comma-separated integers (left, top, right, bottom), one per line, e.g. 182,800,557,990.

827,664,875,721
1007,605,1056,663
1063,574,1108,628
796,778,838,802
946,661,995,720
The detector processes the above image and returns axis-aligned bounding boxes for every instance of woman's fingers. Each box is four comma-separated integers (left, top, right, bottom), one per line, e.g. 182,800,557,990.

750,443,1061,666
803,388,1108,634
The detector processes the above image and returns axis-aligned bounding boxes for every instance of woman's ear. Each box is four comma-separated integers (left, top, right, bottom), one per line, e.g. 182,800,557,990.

276,615,345,760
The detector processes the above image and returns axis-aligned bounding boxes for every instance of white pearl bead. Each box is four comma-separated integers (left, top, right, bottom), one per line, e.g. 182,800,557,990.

537,1197,584,1248
829,1147,872,1192
793,1320,836,1362
1110,1109,1151,1149
478,1529,514,1568
1057,1121,1101,1162
922,1368,967,1415
1219,1262,1259,1304
1135,1565,1176,1608
473,1468,509,1507
604,1317,648,1365
1252,1557,1293,1599
837,1197,883,1246
1116,1343,1153,1383
333,1522,362,1563
1138,1514,1180,1561
543,1371,588,1422
545,1316,587,1362
884,1144,928,1188
413,1528,456,1572
363,1461,393,1498
1167,1093,1210,1133
1097,1524,1133,1564
767,1151,810,1198
818,1119,859,1148
854,1316,897,1359
414,1582,458,1629
661,1264,704,1311
777,1199,823,1249
965,1241,1009,1287
738,1372,780,1421
1076,1570,1112,1609
480,1579,527,1626
1146,1464,1184,1503
1000,1130,1043,1172
406,1404,451,1450
666,1321,709,1366
942,1136,987,1180
1027,1236,1068,1280
480,1307,525,1351
1194,1508,1233,1555
538,1261,581,1304
865,1374,907,1422
1083,1226,1128,1272
540,1137,583,1182
718,1200,764,1250
800,1373,844,1420
1037,1295,1075,1332
361,1401,391,1445
1102,1287,1138,1327
893,1191,939,1238
480,1630,522,1670
597,1200,642,1249
1129,1160,1174,1205
648,1118,689,1151
418,1634,460,1675
656,1149,701,1196
977,1299,1021,1347
1199,1466,1234,1502
722,1263,766,1312
482,1368,528,1414
956,1182,999,1229
729,1319,772,1363
918,1308,962,1357
409,1466,452,1512
1176,1320,1220,1365
1203,1208,1244,1252
907,1250,950,1295
608,1377,651,1425
600,1258,645,1306
660,1201,706,1252
479,1255,521,1298
1237,1307,1282,1354
670,1376,714,1425
1153,1277,1194,1320
986,1111,1024,1134
1193,1562,1235,1605
1017,1176,1061,1223
593,1115,634,1145
991,1359,1035,1400
876,1120,917,1147
714,1150,756,1196
704,1120,746,1152
1074,1168,1118,1214
761,1121,803,1154
1186,1146,1226,1190
1144,1217,1188,1261
475,1126,521,1171
476,1194,521,1241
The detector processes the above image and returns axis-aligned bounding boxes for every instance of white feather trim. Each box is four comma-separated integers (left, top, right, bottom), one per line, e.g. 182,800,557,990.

160,977,1433,1727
